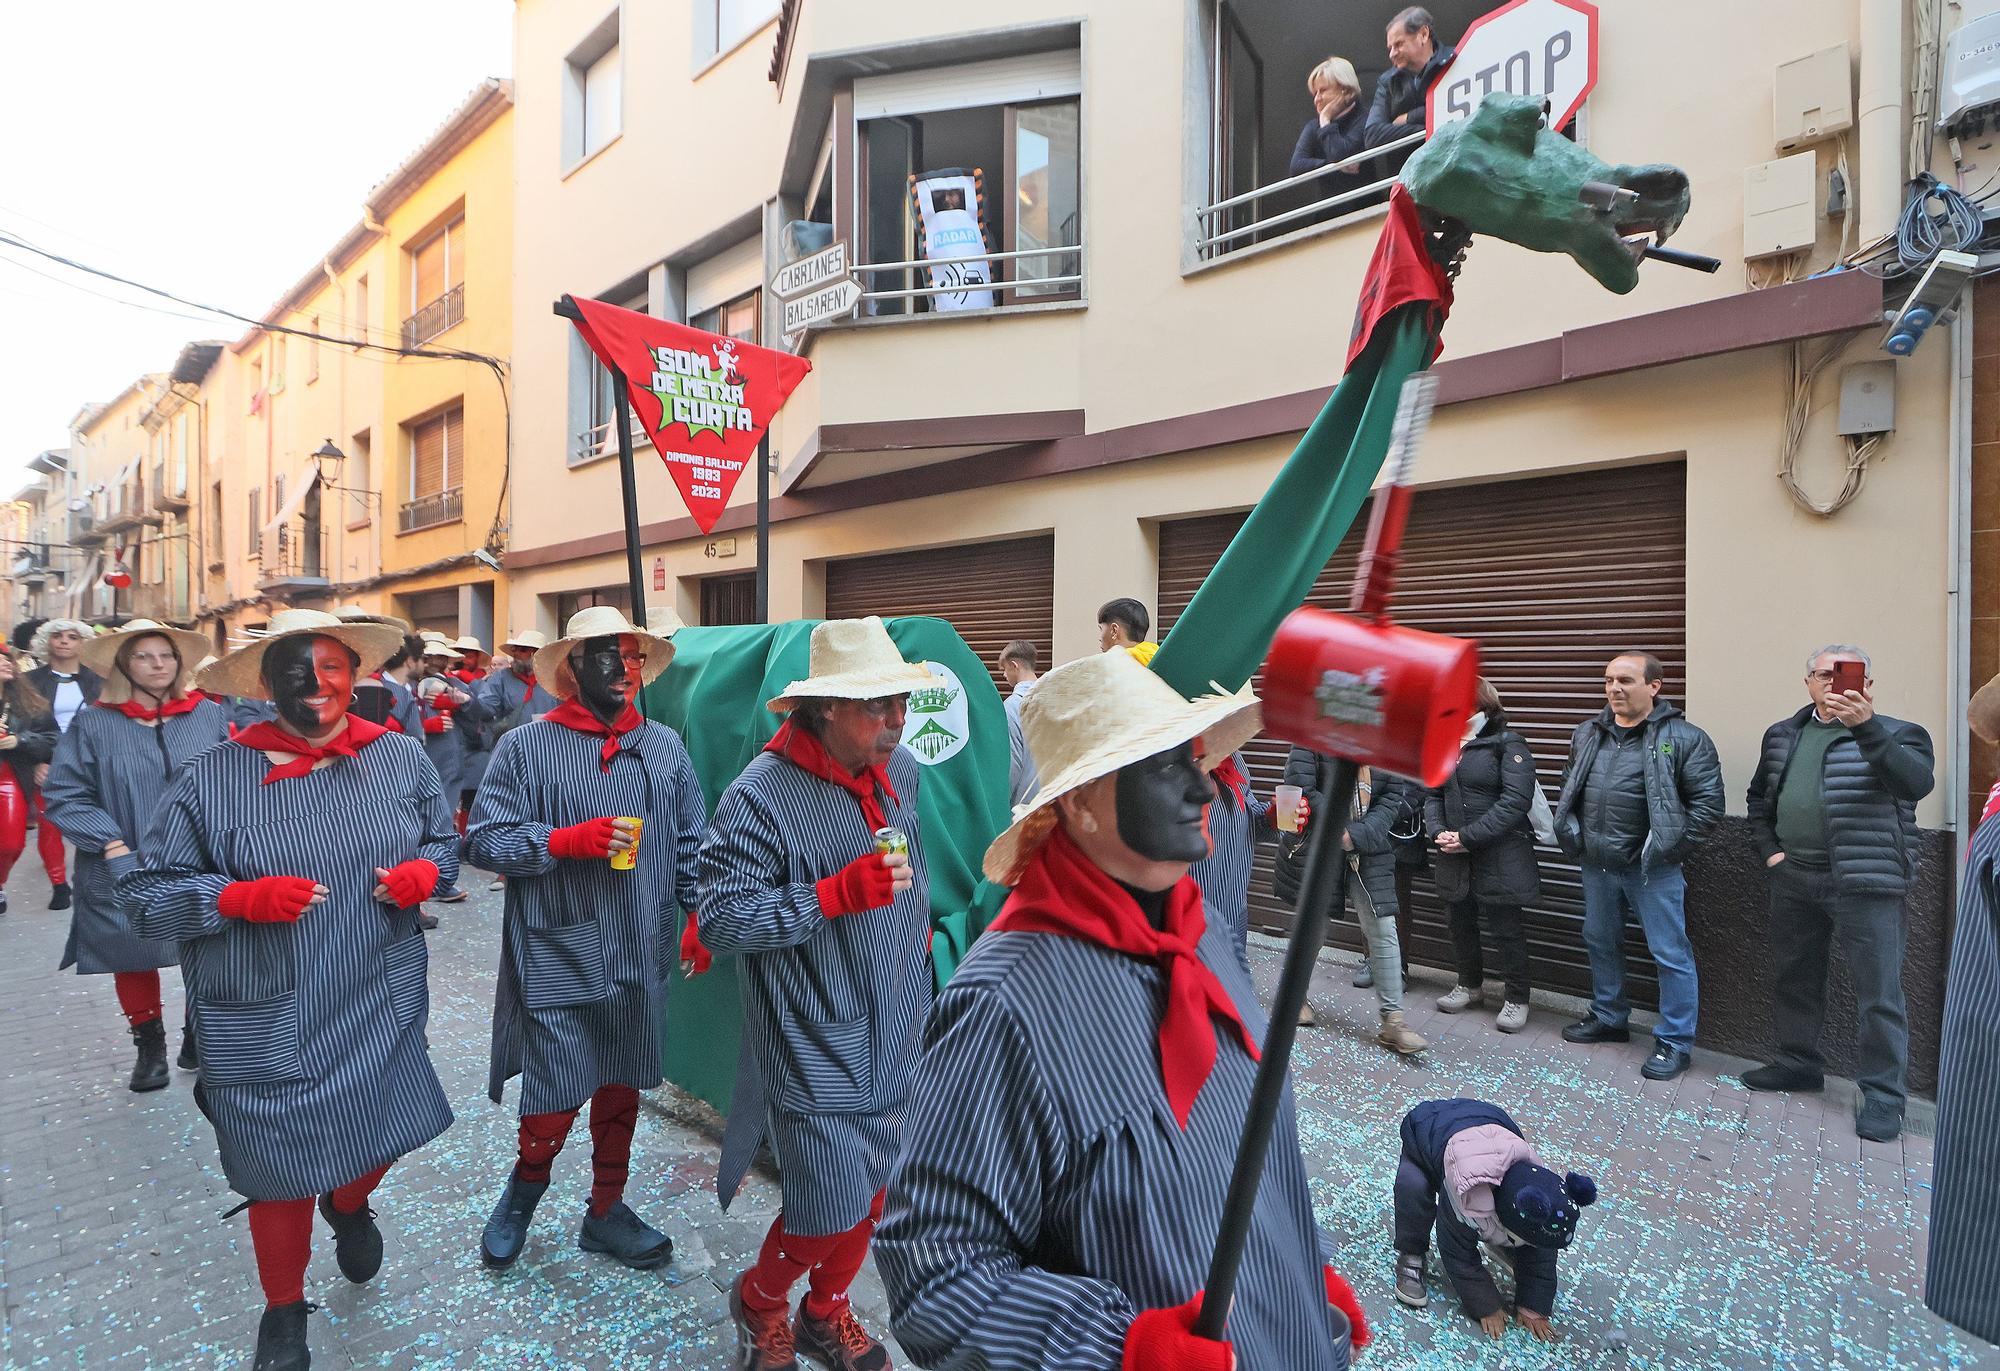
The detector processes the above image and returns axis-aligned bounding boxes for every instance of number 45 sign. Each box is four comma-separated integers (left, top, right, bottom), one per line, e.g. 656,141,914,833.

1428,0,1598,132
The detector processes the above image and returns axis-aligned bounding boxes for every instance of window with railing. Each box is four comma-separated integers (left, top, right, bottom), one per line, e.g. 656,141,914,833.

576,291,650,462
402,405,464,532
404,218,466,347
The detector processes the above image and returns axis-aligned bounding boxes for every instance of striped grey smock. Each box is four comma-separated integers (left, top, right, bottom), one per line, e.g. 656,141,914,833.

1189,755,1273,968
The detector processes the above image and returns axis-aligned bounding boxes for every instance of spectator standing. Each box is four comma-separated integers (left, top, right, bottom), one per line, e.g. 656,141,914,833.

1426,680,1540,1034
1554,653,1723,1081
1290,56,1368,182
0,654,56,916
26,617,100,911
998,639,1041,807
1097,597,1158,666
1364,6,1457,150
1743,645,1934,1143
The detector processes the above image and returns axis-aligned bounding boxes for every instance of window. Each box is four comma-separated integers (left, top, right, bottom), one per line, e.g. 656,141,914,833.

353,276,368,349
691,288,761,345
307,317,320,382
248,359,264,412
405,218,466,345
208,481,224,567
701,571,758,625
581,289,648,460
271,336,286,393
172,411,188,496
564,11,623,168
556,586,629,624
347,430,372,529
248,486,262,557
695,0,779,65
402,405,464,532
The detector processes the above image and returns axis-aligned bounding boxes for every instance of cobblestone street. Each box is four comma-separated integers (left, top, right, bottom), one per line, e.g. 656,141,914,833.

1,849,1993,1370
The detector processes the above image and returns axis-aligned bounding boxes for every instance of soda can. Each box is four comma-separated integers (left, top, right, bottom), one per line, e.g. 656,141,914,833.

874,826,909,858
610,816,644,872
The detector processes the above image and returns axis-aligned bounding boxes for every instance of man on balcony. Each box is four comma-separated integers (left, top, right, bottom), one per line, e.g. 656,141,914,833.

1364,6,1456,150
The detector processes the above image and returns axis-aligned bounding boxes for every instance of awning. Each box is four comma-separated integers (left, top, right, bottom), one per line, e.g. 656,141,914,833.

260,468,321,570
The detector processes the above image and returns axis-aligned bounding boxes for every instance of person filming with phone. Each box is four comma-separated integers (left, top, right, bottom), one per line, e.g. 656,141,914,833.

1744,645,1935,1143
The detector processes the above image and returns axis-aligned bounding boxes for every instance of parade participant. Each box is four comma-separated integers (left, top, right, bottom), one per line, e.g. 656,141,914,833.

698,616,935,1371
474,628,562,892
449,635,493,826
335,608,424,736
27,617,100,911
878,650,1365,1371
415,634,482,901
0,654,58,916
194,654,278,730
45,619,227,1091
121,607,458,1371
468,606,706,1272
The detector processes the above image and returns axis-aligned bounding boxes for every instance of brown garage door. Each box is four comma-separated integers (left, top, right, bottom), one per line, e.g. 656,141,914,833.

1158,462,1687,1004
824,535,1055,694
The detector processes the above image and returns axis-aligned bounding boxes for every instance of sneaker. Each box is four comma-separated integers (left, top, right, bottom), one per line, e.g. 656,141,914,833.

731,1273,800,1371
1394,1252,1429,1309
1641,1043,1691,1081
480,1176,548,1268
1377,1011,1428,1055
1436,984,1483,1013
0,889,9,915
1495,1001,1530,1034
435,887,470,904
1297,1000,1317,1027
317,1192,384,1283
1561,1015,1630,1044
488,875,507,891
795,1301,890,1371
577,1201,673,1270
49,882,71,911
1742,1062,1824,1093
251,1299,312,1371
1856,1098,1904,1143
1352,963,1375,989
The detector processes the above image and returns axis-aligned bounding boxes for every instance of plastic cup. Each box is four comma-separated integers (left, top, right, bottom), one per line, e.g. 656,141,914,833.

1274,785,1304,833
610,817,643,871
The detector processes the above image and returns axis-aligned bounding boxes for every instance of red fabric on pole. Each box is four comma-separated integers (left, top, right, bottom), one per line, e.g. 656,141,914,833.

113,969,163,1026
1345,184,1453,370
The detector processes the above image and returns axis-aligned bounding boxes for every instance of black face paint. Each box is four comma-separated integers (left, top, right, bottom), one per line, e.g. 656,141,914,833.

572,633,642,727
264,634,356,737
1114,740,1216,864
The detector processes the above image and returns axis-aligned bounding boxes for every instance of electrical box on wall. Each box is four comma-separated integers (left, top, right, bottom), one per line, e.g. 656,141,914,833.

1836,360,1896,436
1774,42,1853,150
1744,152,1819,260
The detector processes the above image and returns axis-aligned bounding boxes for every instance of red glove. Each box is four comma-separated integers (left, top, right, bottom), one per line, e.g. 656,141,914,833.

218,875,319,924
1123,1296,1232,1371
680,910,712,975
376,859,439,908
1324,1265,1371,1353
549,817,620,860
815,852,897,918
433,694,461,713
1296,797,1313,833
422,715,448,734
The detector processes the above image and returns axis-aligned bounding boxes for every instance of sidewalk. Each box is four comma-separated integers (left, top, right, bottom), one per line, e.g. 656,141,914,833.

1,847,1993,1369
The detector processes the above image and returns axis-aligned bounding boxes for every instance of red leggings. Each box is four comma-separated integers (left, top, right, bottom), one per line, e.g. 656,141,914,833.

113,970,162,1026
741,1189,887,1320
513,1082,641,1216
33,792,64,885
0,769,25,885
245,1162,391,1307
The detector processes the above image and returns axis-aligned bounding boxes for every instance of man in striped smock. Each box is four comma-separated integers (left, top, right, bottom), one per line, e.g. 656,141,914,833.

122,609,459,1371
468,606,706,1273
877,649,1366,1371
698,615,936,1371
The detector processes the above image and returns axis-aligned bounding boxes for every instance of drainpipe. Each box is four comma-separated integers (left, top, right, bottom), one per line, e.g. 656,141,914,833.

1949,297,1973,835
324,256,345,585
1858,0,1907,245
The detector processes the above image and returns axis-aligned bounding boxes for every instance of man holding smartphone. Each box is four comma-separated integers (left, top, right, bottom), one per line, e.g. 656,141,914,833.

1745,644,1935,1142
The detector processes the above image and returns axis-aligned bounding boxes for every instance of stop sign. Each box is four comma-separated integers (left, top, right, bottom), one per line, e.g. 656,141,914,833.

1427,0,1599,132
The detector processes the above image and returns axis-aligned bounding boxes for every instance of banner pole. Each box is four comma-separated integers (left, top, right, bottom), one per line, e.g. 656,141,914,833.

756,430,770,623
611,371,649,625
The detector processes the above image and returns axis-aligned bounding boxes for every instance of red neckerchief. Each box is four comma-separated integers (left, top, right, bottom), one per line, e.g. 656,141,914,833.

232,716,390,784
96,695,203,722
542,698,641,771
989,825,1260,1129
512,667,537,691
763,716,898,829
1211,754,1249,811
1981,778,2000,830
450,668,481,684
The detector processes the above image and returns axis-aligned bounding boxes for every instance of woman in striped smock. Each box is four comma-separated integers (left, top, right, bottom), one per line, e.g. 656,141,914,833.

877,649,1367,1371
697,616,936,1371
467,607,706,1273
121,609,459,1371
44,619,227,1093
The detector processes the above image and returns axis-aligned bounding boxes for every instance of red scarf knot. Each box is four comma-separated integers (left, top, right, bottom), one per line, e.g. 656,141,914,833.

542,698,642,771
1210,754,1249,811
763,716,899,830
989,825,1259,1129
97,695,202,723
232,716,390,783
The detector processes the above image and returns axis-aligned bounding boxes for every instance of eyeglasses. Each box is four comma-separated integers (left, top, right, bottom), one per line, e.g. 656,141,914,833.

1806,669,1863,684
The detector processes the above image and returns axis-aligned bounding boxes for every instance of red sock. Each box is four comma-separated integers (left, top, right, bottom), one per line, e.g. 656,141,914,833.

329,1161,391,1215
741,1214,847,1315
454,809,469,836
515,1107,579,1184
113,970,162,1026
803,1190,886,1321
246,1197,314,1307
586,1083,640,1216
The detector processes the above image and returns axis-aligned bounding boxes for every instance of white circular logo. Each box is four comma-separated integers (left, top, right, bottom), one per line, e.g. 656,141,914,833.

902,662,970,766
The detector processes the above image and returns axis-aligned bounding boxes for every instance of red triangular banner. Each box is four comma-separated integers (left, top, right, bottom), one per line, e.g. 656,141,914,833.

566,297,812,534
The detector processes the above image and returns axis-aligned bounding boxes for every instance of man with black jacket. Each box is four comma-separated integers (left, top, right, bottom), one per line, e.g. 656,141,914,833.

1363,7,1457,151
1743,645,1934,1143
1553,652,1724,1081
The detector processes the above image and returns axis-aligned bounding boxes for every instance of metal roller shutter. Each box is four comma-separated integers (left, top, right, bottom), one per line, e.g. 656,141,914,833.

824,535,1055,694
1158,462,1687,1004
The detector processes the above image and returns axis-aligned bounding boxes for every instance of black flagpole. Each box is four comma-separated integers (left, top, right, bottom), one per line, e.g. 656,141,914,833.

755,430,770,623
553,296,647,626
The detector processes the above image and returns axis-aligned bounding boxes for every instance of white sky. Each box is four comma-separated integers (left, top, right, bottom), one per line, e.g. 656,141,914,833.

0,1,513,492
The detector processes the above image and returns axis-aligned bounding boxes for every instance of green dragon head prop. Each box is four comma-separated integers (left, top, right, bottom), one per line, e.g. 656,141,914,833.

1403,92,1691,294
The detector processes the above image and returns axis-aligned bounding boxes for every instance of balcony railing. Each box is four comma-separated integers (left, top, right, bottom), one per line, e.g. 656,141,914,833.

402,284,465,348
152,461,188,511
68,507,103,544
852,243,1084,312
1193,129,1424,259
573,417,655,464
256,520,330,594
398,486,462,533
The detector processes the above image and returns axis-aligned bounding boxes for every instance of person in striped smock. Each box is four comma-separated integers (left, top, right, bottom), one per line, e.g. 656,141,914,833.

698,616,936,1371
44,619,229,1092
121,609,460,1371
467,606,706,1273
877,649,1367,1371
413,633,483,903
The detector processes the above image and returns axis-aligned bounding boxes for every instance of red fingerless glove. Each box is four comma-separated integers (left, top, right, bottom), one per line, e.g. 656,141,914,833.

815,852,897,918
1123,1296,1232,1371
433,694,461,713
1324,1265,1371,1353
422,715,448,734
377,859,439,909
548,817,618,860
1296,797,1313,833
680,910,712,975
218,875,318,924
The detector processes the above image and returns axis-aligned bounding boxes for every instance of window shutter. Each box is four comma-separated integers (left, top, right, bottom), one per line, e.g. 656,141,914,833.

412,416,444,497
443,406,463,489
446,219,464,291
414,233,446,308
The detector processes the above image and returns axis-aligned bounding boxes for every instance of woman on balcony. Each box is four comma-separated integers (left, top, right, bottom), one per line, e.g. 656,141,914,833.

1289,56,1369,186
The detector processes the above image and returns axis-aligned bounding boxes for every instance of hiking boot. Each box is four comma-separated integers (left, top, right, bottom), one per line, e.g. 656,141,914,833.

49,882,71,911
795,1301,891,1371
480,1176,548,1268
1742,1062,1823,1093
177,1023,198,1071
1561,1015,1629,1044
578,1200,673,1270
1394,1252,1429,1309
129,1019,169,1093
1377,1011,1428,1055
1436,983,1483,1013
1495,1001,1530,1034
1352,963,1375,989
252,1299,312,1371
1642,1043,1691,1081
1856,1097,1904,1143
731,1273,800,1370
317,1192,384,1284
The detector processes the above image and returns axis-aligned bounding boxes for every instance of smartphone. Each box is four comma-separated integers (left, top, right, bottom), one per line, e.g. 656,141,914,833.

1830,660,1866,698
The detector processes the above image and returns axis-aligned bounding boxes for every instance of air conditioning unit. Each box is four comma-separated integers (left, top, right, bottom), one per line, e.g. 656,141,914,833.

1940,12,2000,133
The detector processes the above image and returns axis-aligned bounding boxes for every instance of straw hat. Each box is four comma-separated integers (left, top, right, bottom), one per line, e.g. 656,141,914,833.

531,606,676,700
199,608,407,702
1972,671,2000,745
80,619,212,704
417,631,462,661
982,650,1262,885
451,635,487,657
334,604,412,633
646,606,686,636
500,627,548,652
767,617,936,713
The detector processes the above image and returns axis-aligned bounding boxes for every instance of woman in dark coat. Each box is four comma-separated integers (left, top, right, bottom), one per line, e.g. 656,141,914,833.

1289,56,1370,184
0,653,58,916
1425,678,1541,1033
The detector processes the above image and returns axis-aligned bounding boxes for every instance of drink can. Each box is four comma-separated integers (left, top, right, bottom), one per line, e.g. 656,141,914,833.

610,816,644,871
874,826,909,858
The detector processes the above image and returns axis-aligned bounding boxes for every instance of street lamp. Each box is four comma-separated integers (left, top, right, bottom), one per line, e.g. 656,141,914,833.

311,439,346,483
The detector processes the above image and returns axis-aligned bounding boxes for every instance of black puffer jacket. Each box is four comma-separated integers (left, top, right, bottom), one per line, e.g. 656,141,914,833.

1553,702,1723,871
1273,750,1422,907
0,700,57,795
1425,713,1541,905
1747,706,1934,897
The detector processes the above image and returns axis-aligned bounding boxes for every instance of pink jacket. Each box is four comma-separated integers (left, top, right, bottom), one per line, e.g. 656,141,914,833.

1442,1124,1542,1249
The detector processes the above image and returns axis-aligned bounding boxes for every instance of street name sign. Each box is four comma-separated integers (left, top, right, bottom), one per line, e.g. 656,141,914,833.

770,241,849,301
782,277,864,334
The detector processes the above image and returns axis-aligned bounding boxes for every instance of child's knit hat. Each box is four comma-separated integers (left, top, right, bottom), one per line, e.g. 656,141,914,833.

1496,1162,1597,1248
